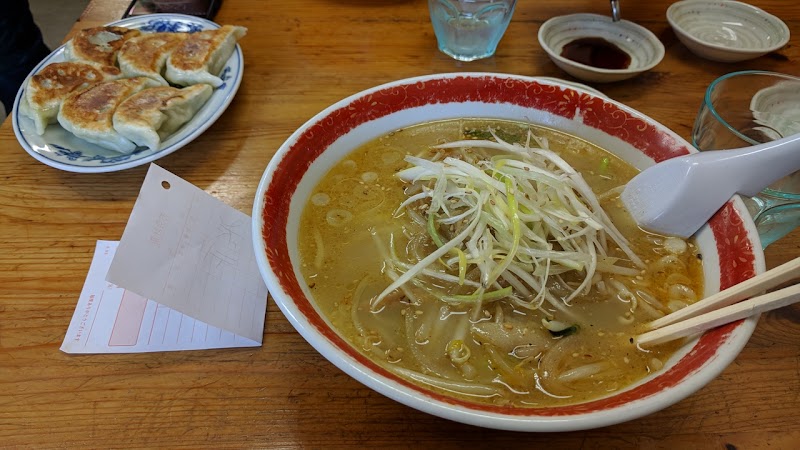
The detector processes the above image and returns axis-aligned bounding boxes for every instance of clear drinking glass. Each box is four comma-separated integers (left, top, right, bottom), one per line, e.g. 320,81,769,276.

693,71,800,248
428,0,517,62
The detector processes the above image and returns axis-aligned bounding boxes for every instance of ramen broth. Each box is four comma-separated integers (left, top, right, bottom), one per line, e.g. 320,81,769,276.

298,119,703,407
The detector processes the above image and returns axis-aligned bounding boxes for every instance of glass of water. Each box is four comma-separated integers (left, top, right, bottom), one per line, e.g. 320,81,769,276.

693,71,800,248
428,0,517,62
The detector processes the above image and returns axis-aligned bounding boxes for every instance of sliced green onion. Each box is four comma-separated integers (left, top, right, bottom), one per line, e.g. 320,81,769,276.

457,249,467,285
600,156,610,173
427,211,445,248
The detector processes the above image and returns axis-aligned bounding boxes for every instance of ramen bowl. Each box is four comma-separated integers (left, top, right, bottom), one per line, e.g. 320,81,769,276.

252,73,764,431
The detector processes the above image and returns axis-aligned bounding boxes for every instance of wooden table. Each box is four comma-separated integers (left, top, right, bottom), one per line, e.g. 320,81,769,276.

2,0,798,447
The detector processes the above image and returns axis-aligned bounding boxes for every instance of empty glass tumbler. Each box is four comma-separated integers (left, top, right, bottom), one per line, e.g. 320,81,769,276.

693,71,800,247
428,0,517,62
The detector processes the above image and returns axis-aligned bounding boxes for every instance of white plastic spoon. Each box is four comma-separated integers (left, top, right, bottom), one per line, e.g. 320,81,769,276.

621,132,800,238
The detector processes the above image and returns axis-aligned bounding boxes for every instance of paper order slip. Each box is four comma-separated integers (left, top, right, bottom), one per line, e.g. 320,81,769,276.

61,164,268,353
61,241,261,353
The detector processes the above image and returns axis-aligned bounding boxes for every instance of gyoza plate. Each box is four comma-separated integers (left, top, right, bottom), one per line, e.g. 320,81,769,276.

11,13,243,173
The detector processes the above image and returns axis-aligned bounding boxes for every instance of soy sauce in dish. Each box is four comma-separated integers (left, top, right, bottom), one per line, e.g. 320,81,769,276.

560,37,631,70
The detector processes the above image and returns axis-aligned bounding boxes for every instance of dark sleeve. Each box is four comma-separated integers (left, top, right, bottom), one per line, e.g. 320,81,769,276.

0,0,51,113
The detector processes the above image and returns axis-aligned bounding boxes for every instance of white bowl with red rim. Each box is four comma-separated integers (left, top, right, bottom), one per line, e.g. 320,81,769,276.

252,73,764,431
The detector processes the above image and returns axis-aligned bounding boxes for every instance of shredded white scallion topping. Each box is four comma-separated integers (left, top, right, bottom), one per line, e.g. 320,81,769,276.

371,129,643,312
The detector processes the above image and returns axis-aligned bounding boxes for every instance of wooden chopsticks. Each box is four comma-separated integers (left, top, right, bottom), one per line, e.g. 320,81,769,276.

636,257,800,347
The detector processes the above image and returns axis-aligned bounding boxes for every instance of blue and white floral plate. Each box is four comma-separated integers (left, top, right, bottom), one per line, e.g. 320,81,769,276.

11,14,244,173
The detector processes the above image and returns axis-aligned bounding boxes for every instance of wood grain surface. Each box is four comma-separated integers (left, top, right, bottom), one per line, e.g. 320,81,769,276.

1,0,798,447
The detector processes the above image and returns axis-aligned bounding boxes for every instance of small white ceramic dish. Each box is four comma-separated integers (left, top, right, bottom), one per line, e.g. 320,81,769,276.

11,13,244,173
538,14,665,83
252,73,765,431
667,0,789,63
